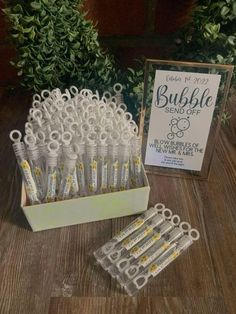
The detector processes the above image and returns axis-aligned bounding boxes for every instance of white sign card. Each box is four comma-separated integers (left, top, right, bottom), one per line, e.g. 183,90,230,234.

145,70,221,171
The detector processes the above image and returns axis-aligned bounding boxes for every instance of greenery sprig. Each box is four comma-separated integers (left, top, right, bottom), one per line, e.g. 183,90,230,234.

3,0,117,92
174,0,236,124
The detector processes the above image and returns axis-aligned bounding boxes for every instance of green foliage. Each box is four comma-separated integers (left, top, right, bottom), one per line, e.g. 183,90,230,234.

174,0,236,124
123,62,154,130
175,0,236,67
123,66,144,118
3,0,117,92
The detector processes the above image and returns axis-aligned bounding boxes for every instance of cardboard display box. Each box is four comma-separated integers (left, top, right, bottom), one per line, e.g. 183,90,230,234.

21,165,150,231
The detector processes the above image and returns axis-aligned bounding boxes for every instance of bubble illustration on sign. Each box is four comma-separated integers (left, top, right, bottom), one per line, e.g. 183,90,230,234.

167,117,190,140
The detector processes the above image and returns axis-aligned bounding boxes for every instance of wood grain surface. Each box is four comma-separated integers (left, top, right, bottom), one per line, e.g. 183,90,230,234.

0,88,235,314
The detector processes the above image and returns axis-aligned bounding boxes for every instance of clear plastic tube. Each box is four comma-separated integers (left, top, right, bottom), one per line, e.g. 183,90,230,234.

119,144,130,191
59,131,72,193
97,132,108,193
131,136,143,187
108,143,119,192
35,130,47,173
98,145,108,193
86,143,97,194
70,168,79,198
57,154,77,201
24,134,45,201
76,142,87,196
100,209,173,271
9,130,40,205
93,203,166,261
45,141,59,203
56,144,63,193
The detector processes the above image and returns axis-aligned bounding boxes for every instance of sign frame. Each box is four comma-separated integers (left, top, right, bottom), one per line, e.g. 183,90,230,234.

141,59,234,180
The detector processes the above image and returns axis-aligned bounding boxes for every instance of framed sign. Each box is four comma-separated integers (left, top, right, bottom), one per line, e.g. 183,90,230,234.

142,59,233,179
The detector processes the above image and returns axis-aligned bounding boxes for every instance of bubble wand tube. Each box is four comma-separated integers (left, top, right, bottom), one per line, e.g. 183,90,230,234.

69,123,81,198
24,134,45,201
86,132,98,195
97,132,108,193
131,135,143,187
108,131,120,192
70,162,79,198
9,130,40,205
94,203,166,261
57,153,77,201
58,131,72,190
45,141,59,203
119,132,131,191
35,130,47,173
73,132,87,196
61,131,79,197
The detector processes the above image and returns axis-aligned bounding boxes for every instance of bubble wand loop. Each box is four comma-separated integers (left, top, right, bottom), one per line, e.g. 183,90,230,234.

113,83,124,105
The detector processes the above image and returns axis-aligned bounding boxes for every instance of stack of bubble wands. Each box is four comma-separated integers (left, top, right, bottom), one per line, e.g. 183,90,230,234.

10,84,144,204
94,203,200,296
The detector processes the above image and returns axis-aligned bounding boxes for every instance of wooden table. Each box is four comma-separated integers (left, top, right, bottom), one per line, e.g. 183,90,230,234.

0,89,235,314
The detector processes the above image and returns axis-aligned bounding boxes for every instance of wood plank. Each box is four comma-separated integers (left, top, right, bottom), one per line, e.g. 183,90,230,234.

138,296,230,314
48,296,229,314
0,225,60,313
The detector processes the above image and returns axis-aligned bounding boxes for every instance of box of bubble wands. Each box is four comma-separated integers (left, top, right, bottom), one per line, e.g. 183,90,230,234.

21,165,150,232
